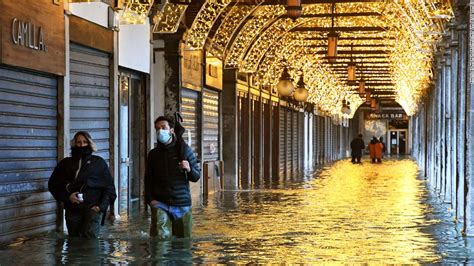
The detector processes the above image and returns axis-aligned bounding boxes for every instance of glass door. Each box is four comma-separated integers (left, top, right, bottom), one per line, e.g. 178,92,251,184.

118,72,146,216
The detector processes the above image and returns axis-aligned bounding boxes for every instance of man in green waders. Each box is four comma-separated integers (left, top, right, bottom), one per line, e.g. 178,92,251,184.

145,116,201,238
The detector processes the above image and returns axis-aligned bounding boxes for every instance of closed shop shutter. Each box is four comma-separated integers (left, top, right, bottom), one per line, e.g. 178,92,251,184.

202,89,220,162
237,91,250,187
0,66,58,243
292,111,299,174
286,109,292,177
70,43,111,162
181,88,201,159
279,107,286,176
313,115,318,165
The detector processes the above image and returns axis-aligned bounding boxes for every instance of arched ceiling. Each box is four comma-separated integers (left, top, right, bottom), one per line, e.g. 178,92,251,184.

153,0,453,117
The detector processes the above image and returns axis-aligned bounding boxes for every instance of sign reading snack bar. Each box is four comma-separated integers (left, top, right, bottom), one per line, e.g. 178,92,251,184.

364,111,409,120
0,0,65,75
205,56,222,90
181,49,202,91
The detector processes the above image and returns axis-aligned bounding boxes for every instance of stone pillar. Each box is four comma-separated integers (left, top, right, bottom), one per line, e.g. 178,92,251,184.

162,33,183,119
457,22,467,225
465,0,474,235
450,24,459,211
444,42,452,203
222,69,238,189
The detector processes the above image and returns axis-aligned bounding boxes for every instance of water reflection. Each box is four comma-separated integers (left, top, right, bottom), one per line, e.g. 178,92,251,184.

1,158,473,263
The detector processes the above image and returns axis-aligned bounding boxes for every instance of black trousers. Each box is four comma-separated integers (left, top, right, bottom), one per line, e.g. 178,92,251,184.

351,154,361,163
65,209,101,238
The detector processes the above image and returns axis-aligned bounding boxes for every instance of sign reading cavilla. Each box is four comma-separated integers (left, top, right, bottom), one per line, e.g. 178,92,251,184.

0,0,65,75
11,18,47,52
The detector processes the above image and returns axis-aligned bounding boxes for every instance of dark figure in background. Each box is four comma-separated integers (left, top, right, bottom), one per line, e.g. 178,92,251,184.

368,136,383,163
145,116,201,239
350,134,365,164
48,131,117,238
379,137,387,157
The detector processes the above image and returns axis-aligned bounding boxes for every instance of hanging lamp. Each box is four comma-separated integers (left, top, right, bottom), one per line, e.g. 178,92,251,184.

277,65,294,97
293,72,309,102
358,63,366,96
347,45,356,82
327,2,339,63
286,0,302,20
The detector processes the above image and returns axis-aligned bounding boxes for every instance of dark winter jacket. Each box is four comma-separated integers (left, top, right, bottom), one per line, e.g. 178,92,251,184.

145,138,201,207
48,155,117,213
350,138,365,156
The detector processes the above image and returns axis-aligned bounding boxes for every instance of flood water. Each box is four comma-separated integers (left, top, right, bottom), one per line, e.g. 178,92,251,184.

2,158,474,264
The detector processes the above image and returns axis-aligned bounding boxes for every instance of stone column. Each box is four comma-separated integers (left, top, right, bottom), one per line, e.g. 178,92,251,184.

464,0,474,235
444,41,452,203
449,24,459,211
161,33,183,119
457,22,468,225
222,69,238,189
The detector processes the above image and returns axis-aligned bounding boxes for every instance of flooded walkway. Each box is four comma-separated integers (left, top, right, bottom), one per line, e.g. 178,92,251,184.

1,158,474,263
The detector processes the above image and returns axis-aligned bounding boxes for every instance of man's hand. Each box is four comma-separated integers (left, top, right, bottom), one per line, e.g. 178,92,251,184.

91,206,100,213
179,160,191,172
69,192,83,204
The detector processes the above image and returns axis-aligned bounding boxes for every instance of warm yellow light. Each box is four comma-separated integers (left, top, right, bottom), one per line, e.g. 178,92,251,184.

286,0,302,20
348,63,356,82
327,32,339,62
277,66,294,97
371,99,377,109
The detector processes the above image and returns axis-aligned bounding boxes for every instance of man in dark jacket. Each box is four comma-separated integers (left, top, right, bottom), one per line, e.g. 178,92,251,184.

145,116,201,239
350,134,365,164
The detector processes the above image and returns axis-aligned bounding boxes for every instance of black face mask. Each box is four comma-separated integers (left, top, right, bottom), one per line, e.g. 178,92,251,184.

71,146,93,158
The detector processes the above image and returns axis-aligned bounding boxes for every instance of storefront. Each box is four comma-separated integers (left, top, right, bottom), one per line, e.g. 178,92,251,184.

0,0,65,243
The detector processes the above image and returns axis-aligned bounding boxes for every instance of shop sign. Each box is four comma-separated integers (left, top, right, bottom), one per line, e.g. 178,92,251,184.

365,111,408,120
181,49,202,90
205,56,222,90
0,0,65,75
11,18,47,52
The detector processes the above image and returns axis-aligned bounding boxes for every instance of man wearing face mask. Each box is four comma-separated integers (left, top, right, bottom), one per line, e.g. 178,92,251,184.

145,116,201,239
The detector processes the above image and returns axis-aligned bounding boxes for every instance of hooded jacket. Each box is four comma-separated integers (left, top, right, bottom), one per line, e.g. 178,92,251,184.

48,154,117,212
144,138,200,207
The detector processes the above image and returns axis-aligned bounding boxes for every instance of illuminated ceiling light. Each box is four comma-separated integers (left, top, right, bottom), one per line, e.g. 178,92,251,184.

286,0,302,20
293,72,309,102
119,0,154,24
341,99,351,115
277,65,294,97
428,1,453,20
327,2,339,63
366,89,372,103
371,98,377,109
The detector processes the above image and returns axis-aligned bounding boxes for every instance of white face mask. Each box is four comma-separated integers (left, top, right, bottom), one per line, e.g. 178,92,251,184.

157,129,172,144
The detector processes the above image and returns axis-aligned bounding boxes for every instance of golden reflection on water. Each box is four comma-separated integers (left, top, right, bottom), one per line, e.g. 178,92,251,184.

194,159,441,263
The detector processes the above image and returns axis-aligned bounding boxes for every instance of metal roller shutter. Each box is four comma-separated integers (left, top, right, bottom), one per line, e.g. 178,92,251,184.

0,66,58,243
313,115,318,165
181,88,200,159
286,109,292,177
202,89,220,162
292,111,298,174
70,43,111,162
279,107,286,177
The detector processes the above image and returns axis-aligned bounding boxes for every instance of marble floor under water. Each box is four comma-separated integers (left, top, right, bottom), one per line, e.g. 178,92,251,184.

1,158,474,264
